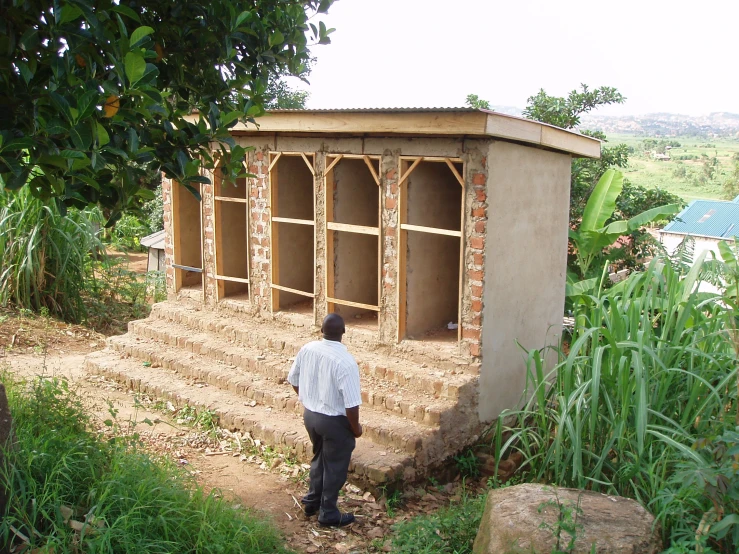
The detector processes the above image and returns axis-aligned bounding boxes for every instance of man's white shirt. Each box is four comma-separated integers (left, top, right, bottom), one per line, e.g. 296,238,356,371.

287,339,362,416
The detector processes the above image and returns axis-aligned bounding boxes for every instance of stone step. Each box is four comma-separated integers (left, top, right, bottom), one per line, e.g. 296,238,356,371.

147,302,478,401
108,332,456,445
127,314,457,425
84,350,412,485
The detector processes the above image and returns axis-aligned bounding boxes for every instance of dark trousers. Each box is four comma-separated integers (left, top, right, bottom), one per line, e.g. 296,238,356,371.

302,408,356,523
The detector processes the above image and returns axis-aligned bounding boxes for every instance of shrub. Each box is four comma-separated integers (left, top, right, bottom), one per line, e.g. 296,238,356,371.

0,188,103,322
494,258,739,551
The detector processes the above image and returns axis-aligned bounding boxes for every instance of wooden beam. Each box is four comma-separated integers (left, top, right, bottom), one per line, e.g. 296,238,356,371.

445,158,465,187
397,162,408,343
300,152,316,175
326,297,379,312
325,155,343,174
215,275,250,284
270,162,279,312
214,196,248,203
326,222,379,236
363,155,380,186
268,152,282,172
400,224,462,238
272,216,315,226
398,157,423,186
172,263,203,273
270,283,315,298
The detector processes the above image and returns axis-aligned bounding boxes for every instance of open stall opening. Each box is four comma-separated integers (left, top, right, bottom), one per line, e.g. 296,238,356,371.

270,153,316,314
172,181,203,295
398,157,464,342
214,167,250,302
325,156,381,329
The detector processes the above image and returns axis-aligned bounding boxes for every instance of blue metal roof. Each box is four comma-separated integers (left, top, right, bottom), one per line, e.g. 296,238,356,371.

663,199,739,239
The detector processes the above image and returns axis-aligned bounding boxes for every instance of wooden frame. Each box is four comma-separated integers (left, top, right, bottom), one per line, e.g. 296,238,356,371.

212,161,251,303
397,156,465,342
268,151,316,312
324,154,382,317
171,180,205,300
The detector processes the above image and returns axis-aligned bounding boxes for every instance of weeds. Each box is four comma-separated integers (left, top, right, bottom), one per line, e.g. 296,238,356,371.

391,488,485,554
454,449,481,479
0,374,290,553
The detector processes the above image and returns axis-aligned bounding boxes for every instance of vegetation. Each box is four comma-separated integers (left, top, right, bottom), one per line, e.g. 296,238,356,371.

609,134,739,202
493,254,739,552
391,490,485,554
0,0,333,219
0,186,164,331
0,373,289,553
567,169,679,282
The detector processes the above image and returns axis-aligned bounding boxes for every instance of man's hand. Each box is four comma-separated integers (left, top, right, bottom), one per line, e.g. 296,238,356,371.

346,406,362,438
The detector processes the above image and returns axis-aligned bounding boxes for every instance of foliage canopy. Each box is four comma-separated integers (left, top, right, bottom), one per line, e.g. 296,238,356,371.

0,0,333,222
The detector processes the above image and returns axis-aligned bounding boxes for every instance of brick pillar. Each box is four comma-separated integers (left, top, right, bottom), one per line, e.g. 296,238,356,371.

201,174,217,304
379,150,400,344
162,176,176,299
249,147,272,315
314,153,327,325
461,151,487,358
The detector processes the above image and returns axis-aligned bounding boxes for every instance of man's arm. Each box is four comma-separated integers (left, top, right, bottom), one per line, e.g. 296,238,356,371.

346,406,362,438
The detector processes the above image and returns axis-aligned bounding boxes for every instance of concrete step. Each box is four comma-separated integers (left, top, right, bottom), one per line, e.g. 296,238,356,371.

123,318,460,427
84,349,416,485
105,334,454,459
147,302,478,401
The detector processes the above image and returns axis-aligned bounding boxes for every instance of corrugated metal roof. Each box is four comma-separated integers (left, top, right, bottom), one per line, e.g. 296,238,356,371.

270,107,477,112
662,199,739,239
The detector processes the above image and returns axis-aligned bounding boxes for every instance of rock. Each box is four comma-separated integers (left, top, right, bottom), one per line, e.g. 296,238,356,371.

473,484,662,554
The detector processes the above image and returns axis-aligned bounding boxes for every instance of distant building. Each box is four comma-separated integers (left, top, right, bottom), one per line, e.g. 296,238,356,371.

140,230,165,272
659,197,739,262
652,151,671,161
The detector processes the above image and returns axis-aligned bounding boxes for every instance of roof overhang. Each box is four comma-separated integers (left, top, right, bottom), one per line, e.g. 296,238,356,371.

202,108,601,159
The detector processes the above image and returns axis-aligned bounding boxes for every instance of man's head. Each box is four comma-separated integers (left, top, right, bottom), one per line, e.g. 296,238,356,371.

321,313,346,342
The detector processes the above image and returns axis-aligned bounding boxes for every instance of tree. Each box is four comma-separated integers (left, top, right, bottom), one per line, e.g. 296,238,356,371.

0,0,334,222
266,78,310,109
465,94,491,110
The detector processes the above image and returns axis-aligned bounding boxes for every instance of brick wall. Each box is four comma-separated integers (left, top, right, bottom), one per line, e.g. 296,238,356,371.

162,176,176,298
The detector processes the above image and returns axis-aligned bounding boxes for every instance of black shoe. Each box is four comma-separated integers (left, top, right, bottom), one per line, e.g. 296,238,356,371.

303,505,319,517
319,513,355,528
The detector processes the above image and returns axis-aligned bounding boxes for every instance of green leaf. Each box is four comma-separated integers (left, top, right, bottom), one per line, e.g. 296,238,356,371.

70,123,92,150
111,5,141,22
580,169,623,232
130,26,154,47
124,52,146,85
96,123,110,147
269,30,284,47
235,11,252,27
625,203,681,231
220,111,242,126
136,188,156,200
565,278,598,298
58,4,83,24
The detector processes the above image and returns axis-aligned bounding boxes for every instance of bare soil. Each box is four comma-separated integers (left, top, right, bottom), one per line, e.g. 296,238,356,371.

0,309,478,553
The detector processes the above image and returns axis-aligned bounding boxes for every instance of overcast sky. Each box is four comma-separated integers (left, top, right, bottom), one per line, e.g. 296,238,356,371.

300,0,738,116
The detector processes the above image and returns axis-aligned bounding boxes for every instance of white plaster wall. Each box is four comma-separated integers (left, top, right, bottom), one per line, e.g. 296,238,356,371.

659,232,731,294
479,141,572,423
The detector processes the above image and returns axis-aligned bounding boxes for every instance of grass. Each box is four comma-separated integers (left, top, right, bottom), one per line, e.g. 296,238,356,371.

390,489,486,554
0,373,291,553
608,134,739,202
491,256,739,552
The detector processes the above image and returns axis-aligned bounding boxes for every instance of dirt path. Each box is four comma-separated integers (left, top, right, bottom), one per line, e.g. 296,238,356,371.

0,311,473,553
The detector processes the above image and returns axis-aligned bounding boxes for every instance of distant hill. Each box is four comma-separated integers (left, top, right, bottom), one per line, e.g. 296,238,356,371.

491,105,739,138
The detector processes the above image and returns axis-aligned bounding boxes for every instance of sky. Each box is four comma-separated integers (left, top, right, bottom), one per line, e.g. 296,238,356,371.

297,0,739,116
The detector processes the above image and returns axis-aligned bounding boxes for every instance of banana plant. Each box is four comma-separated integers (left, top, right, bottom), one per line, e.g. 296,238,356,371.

568,169,681,284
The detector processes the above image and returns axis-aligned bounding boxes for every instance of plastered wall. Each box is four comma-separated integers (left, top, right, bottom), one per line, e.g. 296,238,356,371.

478,141,572,423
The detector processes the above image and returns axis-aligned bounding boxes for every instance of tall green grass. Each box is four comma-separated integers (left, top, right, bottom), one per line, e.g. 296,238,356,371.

0,373,289,553
493,258,739,551
0,187,104,322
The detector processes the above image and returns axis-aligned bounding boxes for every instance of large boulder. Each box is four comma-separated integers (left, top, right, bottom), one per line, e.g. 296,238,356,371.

473,483,662,554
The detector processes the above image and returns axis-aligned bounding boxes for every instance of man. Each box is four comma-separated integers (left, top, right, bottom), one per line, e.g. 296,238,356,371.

288,313,363,527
